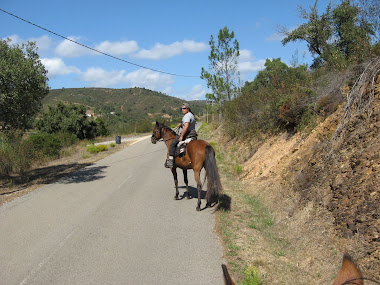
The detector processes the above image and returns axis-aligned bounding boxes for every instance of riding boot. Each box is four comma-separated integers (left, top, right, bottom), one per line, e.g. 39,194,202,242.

165,158,174,168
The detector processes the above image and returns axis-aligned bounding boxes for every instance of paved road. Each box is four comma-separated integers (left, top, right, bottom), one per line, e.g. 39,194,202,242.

0,136,225,284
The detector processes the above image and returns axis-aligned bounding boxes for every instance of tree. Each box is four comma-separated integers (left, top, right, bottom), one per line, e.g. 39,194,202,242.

280,0,375,68
332,0,374,62
36,102,99,140
201,26,240,112
280,1,335,68
0,39,49,130
356,0,380,42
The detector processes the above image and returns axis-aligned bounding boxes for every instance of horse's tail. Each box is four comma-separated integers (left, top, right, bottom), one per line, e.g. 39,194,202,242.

222,264,235,285
204,145,223,203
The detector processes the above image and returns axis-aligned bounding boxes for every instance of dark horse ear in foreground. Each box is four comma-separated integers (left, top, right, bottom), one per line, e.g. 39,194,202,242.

222,254,379,285
332,254,364,285
151,121,222,211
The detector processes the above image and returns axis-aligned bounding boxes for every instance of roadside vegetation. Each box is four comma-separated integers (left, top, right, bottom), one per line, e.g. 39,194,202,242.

1,0,378,283
199,1,379,283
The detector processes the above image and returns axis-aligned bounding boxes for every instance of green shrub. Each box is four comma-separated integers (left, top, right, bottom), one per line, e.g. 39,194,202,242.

234,164,243,175
0,137,15,175
0,133,36,175
96,144,108,152
110,142,116,147
86,144,98,154
86,144,108,154
55,132,78,147
28,132,63,158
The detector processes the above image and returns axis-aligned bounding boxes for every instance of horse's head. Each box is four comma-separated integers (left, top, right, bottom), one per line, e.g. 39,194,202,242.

151,121,162,144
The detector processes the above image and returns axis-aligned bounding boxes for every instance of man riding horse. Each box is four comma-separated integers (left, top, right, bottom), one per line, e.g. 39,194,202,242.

165,102,197,168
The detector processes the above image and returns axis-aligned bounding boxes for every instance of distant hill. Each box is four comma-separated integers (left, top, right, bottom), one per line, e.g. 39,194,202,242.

43,87,206,122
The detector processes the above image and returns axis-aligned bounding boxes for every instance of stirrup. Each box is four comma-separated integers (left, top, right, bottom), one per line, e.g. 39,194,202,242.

165,159,174,168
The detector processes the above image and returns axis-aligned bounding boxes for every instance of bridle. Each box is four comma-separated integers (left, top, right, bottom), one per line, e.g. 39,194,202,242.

151,124,177,144
162,132,173,142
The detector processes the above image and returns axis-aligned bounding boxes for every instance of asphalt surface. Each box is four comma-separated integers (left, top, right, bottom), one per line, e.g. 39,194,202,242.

0,136,225,284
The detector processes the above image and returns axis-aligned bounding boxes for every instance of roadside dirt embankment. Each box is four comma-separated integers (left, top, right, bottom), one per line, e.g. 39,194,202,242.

217,66,379,283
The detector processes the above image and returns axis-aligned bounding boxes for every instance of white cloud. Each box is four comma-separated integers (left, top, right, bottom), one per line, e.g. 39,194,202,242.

56,37,140,57
238,59,266,73
94,40,139,55
80,67,174,90
125,69,175,89
55,36,91,57
3,34,52,50
265,32,285,42
30,35,52,50
80,68,126,87
133,40,208,60
41,57,80,78
174,84,207,101
187,85,206,100
238,49,266,73
239,49,255,61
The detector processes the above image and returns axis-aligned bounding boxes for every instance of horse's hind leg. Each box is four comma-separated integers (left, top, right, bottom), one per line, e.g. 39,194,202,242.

183,169,191,199
194,169,202,211
171,167,179,200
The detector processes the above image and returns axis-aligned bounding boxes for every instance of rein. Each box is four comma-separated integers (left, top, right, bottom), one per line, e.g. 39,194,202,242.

342,277,380,285
161,126,178,142
162,132,174,142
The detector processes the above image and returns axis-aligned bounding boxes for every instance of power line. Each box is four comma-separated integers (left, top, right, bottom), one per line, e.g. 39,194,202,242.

0,8,199,78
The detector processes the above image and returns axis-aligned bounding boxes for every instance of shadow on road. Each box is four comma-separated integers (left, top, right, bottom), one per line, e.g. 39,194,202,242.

60,165,108,184
1,163,108,196
178,185,206,200
177,186,232,211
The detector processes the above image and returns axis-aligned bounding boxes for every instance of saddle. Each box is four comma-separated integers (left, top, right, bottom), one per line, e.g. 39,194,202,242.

175,130,197,158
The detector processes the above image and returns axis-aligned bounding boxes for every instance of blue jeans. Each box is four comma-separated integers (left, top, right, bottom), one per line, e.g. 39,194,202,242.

169,136,180,157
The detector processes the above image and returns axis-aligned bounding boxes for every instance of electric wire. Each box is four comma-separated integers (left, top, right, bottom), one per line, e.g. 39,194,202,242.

0,8,199,78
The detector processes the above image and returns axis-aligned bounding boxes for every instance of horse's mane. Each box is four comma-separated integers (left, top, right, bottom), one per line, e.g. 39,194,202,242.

159,123,176,135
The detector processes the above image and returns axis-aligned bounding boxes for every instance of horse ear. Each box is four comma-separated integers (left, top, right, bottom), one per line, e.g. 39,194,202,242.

333,254,363,285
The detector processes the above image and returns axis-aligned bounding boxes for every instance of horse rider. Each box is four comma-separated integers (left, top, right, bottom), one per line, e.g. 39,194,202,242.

165,102,196,168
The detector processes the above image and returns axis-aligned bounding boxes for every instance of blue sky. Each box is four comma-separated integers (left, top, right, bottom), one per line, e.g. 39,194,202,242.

1,0,333,100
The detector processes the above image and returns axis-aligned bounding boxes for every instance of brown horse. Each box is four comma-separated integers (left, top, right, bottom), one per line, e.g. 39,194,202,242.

151,121,222,211
222,254,379,285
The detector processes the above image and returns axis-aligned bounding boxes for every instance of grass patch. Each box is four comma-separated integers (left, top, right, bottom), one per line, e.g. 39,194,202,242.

241,266,262,285
234,164,243,175
86,144,108,154
243,194,274,231
197,124,291,284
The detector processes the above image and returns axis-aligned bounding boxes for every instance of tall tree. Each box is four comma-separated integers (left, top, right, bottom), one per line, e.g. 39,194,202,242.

332,0,374,62
280,0,375,68
201,26,240,110
0,39,49,130
280,1,334,68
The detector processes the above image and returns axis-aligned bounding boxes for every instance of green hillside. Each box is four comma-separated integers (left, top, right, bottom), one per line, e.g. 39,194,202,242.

44,87,206,120
43,87,206,134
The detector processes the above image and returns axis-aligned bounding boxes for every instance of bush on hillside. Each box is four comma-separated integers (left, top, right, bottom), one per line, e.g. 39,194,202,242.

224,59,315,137
28,132,63,158
36,102,100,140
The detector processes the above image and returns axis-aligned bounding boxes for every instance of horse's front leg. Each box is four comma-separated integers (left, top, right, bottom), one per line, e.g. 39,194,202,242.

183,169,191,199
171,167,179,200
194,169,202,211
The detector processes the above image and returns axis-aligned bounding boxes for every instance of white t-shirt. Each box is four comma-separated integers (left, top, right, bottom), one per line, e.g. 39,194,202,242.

182,112,196,131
